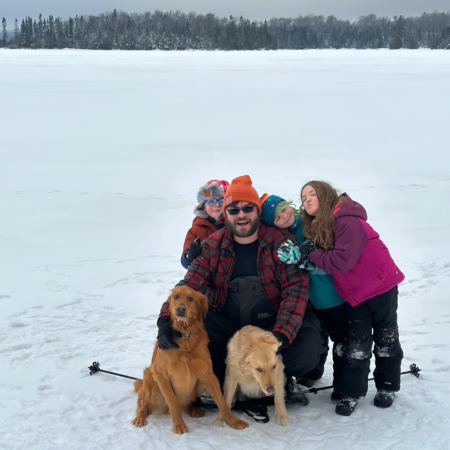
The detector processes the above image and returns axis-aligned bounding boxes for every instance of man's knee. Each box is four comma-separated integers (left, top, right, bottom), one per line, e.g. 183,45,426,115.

282,327,325,377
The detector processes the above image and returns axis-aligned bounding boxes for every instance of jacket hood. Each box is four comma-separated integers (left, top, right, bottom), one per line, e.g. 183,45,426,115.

334,193,367,221
194,181,227,219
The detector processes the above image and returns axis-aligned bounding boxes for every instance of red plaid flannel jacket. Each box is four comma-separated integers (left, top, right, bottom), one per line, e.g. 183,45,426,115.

160,223,309,344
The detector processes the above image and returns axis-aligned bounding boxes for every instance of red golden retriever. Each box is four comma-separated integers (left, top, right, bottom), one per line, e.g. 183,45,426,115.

132,285,249,434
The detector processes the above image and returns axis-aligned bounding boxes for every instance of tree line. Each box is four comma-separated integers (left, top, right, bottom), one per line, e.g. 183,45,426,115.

1,10,450,50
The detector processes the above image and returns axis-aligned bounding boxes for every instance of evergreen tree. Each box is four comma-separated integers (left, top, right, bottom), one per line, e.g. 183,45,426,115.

390,15,407,49
14,19,19,45
1,17,6,46
409,36,419,49
4,10,450,50
37,14,43,48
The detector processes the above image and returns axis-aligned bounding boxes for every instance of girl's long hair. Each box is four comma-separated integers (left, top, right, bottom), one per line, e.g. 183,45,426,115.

301,181,341,250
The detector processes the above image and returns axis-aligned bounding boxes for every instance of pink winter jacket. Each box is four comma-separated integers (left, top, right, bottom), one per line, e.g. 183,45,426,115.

309,194,404,307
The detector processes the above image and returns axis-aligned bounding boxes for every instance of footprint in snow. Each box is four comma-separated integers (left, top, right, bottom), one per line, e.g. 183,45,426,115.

45,281,70,292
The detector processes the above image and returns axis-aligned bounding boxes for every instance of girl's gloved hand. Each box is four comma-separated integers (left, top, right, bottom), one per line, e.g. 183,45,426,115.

277,239,301,265
278,239,315,268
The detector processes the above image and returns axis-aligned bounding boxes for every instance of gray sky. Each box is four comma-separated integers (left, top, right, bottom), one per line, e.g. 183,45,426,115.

2,0,449,28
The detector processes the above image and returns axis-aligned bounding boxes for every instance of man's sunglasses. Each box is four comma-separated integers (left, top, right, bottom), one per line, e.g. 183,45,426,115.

204,199,223,206
225,205,255,215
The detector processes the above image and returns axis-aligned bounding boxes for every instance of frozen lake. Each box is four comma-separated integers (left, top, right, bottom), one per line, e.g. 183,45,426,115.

1,49,449,449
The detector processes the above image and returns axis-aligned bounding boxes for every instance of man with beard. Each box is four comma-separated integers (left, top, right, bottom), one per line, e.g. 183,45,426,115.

157,175,325,397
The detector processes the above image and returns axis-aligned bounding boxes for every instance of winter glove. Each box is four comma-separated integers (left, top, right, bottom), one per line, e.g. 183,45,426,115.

277,239,315,269
297,238,316,265
277,239,301,265
157,317,182,350
272,331,289,355
184,237,202,262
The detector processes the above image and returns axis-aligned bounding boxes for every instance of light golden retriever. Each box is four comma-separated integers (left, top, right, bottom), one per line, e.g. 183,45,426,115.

131,285,249,434
214,325,289,427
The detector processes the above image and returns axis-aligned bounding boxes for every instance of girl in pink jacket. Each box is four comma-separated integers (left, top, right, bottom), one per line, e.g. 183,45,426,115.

278,180,404,417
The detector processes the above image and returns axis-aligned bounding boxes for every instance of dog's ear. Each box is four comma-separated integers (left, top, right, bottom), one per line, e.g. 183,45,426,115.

239,347,251,373
262,332,282,354
198,292,209,318
166,288,176,305
261,332,280,347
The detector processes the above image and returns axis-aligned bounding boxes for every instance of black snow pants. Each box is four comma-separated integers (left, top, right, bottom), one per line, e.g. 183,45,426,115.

203,276,325,387
336,285,403,398
303,303,349,387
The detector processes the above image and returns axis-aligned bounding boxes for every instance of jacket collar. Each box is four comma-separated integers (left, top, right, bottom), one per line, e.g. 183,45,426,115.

192,216,218,232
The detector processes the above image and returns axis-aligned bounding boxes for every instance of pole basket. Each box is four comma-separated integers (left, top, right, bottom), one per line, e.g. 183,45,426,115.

409,363,421,378
89,362,100,375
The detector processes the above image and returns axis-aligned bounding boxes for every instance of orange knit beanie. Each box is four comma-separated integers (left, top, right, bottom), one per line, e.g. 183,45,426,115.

223,175,261,213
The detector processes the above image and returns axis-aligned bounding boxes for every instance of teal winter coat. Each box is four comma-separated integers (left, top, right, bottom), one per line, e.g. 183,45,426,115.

291,216,344,310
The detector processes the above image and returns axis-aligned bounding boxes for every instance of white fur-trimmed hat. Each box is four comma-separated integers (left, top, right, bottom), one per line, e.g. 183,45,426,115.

194,180,229,218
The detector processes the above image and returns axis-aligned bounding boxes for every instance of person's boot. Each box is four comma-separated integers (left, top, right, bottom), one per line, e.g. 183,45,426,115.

284,377,309,405
374,390,395,408
296,377,315,388
335,395,359,416
331,391,342,403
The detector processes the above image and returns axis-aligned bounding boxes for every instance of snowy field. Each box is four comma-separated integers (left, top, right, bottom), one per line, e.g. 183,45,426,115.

1,49,450,449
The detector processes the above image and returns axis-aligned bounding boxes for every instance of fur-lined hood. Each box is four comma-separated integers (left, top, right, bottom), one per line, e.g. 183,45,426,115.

194,181,227,219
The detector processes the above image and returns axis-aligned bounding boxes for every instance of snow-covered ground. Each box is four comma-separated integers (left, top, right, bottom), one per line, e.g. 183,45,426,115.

1,49,449,450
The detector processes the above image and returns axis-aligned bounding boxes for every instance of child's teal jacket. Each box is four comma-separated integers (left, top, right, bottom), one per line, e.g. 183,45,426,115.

291,214,344,310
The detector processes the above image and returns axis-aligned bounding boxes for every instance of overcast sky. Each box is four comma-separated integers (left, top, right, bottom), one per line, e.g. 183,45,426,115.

2,0,449,27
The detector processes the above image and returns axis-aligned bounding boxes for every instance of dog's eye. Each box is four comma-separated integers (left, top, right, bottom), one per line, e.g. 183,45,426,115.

187,296,193,302
256,368,263,373
272,365,276,370
173,294,179,299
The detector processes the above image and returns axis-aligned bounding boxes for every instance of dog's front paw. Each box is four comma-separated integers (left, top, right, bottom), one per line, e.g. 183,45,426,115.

228,418,249,430
131,416,148,427
172,421,189,434
276,414,290,426
213,416,226,427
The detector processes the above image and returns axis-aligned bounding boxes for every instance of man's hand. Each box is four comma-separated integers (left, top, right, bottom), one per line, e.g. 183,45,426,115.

157,317,182,350
184,237,202,262
277,239,315,269
272,331,289,355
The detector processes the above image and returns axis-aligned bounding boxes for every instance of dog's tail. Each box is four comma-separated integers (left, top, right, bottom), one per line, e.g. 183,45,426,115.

134,379,143,392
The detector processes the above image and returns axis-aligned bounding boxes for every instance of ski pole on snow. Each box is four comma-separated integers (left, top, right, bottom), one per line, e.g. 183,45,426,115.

88,362,139,381
303,363,421,395
88,361,421,391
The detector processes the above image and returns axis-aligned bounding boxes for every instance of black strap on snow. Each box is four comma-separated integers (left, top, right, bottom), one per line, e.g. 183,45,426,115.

235,401,269,423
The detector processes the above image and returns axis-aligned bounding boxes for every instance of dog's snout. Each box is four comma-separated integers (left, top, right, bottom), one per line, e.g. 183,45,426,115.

266,387,275,395
176,304,186,313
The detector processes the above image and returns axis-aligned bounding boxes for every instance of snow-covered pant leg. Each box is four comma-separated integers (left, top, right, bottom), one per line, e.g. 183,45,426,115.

203,310,237,388
336,305,373,397
371,286,403,392
336,286,403,397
